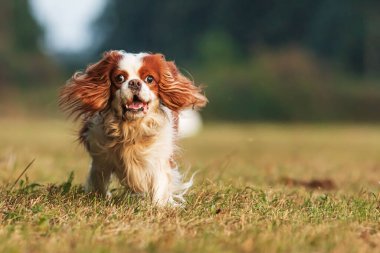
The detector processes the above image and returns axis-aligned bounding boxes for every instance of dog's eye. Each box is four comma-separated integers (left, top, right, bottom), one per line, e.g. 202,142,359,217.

115,74,125,83
145,75,154,84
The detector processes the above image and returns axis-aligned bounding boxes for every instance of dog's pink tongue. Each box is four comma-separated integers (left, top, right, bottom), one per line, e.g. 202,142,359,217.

128,102,144,109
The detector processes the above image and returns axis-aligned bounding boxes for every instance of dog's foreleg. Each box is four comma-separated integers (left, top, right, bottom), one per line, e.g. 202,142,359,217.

85,160,112,197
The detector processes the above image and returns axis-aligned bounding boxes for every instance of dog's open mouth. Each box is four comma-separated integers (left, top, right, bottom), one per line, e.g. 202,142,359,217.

122,95,149,115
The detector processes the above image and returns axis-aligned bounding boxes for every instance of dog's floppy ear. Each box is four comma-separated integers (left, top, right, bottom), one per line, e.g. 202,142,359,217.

59,50,122,119
158,58,207,112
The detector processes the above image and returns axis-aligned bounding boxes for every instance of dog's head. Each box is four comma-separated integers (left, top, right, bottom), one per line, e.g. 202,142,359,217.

59,50,207,120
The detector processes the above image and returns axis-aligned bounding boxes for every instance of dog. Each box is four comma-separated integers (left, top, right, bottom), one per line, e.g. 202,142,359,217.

59,50,207,206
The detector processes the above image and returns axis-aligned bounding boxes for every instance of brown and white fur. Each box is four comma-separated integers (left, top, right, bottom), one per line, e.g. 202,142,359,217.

59,50,207,206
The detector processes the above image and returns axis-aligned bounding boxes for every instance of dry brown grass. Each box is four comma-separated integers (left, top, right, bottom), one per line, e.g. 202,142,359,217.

1,118,380,252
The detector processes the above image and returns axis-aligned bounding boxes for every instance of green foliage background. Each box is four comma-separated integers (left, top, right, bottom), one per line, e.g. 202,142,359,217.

1,0,380,121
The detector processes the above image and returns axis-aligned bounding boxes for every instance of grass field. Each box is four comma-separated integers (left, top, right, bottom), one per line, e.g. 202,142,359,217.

1,118,380,253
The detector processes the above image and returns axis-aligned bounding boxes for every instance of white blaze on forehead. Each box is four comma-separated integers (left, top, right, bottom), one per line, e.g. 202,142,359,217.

118,52,149,80
117,51,156,103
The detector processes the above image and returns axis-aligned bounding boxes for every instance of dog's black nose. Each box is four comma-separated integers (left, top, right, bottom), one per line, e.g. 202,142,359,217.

128,79,141,91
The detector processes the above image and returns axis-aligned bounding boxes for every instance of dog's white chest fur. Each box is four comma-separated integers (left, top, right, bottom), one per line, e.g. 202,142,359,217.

82,108,190,205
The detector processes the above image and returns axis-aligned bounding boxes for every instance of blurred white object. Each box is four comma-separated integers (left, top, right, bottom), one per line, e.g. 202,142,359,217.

178,109,203,138
30,0,106,53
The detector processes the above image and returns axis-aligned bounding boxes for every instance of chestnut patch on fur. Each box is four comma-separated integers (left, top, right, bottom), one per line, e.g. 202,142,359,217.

59,50,122,119
140,54,208,112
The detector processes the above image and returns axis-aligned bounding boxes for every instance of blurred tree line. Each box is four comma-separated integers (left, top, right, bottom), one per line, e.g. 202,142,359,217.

92,0,380,121
0,1,60,87
95,0,379,75
0,0,61,115
1,0,380,121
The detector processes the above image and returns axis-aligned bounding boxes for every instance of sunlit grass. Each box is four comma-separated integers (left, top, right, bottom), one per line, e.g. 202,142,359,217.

1,118,380,252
